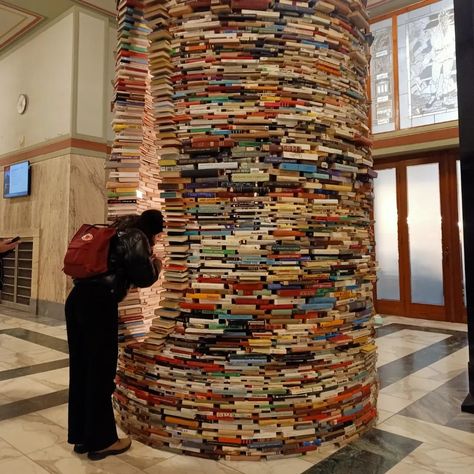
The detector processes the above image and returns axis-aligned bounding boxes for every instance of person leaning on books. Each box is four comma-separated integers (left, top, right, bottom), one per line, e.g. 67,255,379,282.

64,210,163,460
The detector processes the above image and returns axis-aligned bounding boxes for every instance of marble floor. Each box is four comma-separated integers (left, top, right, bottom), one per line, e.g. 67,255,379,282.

0,309,472,474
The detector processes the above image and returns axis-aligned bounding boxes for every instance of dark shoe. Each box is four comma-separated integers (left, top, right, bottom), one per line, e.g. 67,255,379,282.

87,438,132,461
73,444,89,454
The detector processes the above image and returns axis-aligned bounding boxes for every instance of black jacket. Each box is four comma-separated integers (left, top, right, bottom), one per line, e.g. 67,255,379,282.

74,228,159,302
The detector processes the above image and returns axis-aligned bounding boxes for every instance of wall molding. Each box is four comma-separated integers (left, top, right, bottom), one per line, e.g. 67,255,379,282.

374,139,459,158
0,0,44,51
0,136,111,167
0,6,76,60
73,0,116,18
373,121,459,157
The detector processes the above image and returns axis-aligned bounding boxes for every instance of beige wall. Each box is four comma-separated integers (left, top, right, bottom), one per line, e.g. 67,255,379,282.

0,153,106,318
0,7,116,156
0,5,114,318
76,11,112,139
0,14,74,156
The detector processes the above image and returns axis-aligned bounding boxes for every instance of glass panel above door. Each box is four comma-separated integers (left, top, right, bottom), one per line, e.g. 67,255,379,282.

370,18,396,133
398,0,458,129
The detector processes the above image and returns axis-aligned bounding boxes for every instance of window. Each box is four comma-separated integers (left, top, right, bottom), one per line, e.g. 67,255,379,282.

370,19,396,133
370,0,458,133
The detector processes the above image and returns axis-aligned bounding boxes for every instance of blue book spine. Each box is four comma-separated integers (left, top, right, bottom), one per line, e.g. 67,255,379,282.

299,303,334,310
280,163,317,173
308,297,337,304
183,192,216,198
219,314,253,320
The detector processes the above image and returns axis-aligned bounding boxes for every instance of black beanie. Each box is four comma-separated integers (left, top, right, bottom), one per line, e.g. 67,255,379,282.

137,209,164,241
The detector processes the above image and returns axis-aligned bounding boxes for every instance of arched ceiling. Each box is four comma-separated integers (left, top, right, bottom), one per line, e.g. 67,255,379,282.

0,0,115,56
0,0,430,57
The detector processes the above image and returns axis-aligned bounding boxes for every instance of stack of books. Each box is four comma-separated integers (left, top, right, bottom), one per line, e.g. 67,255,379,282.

110,0,148,343
114,0,378,460
110,0,162,343
135,68,164,337
108,0,151,219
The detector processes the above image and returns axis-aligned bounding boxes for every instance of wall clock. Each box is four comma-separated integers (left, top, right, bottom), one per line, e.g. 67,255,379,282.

17,94,28,115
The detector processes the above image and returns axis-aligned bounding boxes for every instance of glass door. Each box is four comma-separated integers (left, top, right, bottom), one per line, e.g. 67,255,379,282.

406,163,444,307
374,167,402,310
374,151,465,322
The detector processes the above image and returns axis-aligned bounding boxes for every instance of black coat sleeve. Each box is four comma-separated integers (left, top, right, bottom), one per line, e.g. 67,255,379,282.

123,230,159,288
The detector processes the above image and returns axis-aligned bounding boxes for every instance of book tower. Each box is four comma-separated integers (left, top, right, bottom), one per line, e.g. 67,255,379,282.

113,0,378,460
108,3,162,342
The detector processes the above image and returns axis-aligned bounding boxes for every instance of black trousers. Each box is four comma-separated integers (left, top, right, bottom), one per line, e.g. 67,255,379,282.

65,284,119,451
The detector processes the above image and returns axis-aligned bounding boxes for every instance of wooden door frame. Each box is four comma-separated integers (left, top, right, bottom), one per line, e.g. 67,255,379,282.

439,153,466,322
374,149,466,322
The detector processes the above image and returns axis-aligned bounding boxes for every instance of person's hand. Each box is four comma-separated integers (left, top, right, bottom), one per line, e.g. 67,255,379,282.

0,238,20,254
153,232,164,246
152,256,162,273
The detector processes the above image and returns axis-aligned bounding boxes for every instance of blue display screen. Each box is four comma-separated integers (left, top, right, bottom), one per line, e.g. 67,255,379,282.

4,161,30,198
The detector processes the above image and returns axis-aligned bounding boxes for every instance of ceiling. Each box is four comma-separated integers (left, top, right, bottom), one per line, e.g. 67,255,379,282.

367,0,422,18
0,0,115,56
0,0,426,56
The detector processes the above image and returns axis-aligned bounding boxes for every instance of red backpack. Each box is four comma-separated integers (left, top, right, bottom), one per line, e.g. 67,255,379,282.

63,224,116,279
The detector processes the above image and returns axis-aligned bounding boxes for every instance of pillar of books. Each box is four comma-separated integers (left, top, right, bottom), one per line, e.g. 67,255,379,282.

114,0,378,460
108,5,162,342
